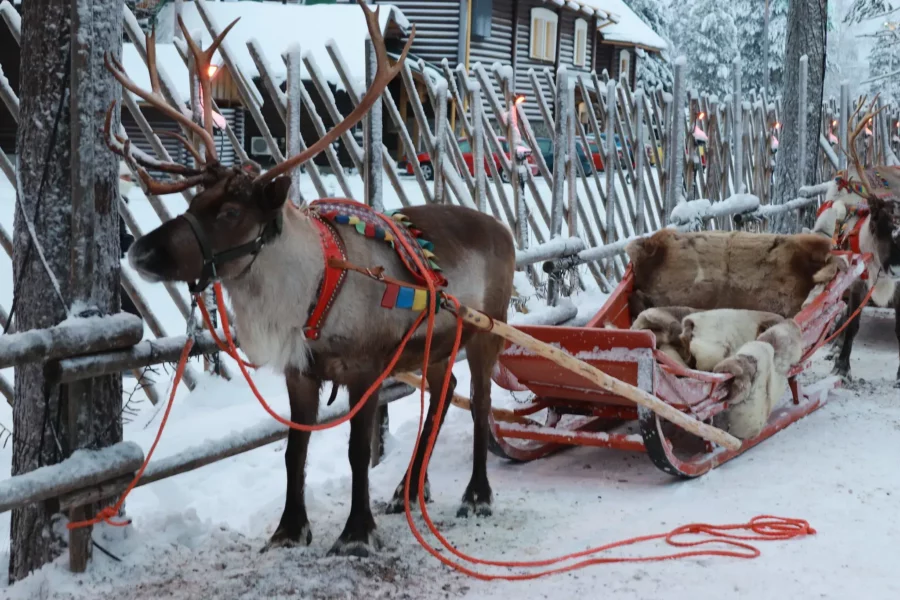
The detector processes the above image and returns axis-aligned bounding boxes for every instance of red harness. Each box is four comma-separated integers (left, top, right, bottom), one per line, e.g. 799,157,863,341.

303,213,348,341
816,199,868,255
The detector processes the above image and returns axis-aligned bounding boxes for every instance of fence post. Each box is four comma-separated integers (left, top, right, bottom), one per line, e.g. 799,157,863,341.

364,39,384,212
634,89,646,235
286,46,304,208
665,57,686,218
733,56,743,195
798,55,809,187
434,81,448,205
605,79,617,242
550,66,567,239
504,70,527,250
566,77,578,236
65,0,125,573
363,39,388,465
471,81,487,212
839,82,849,171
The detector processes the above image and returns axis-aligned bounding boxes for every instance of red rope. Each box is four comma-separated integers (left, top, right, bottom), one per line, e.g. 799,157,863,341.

68,337,195,530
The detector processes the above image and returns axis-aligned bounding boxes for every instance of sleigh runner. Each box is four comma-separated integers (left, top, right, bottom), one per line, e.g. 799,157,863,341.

488,229,871,478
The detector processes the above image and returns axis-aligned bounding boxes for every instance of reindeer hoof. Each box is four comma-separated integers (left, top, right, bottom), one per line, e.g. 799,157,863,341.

328,531,382,558
457,485,493,518
261,523,312,553
831,363,851,382
385,480,431,514
456,500,493,518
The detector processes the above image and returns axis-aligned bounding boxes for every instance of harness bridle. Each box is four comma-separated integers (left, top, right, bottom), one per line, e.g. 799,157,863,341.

179,208,349,341
180,211,283,294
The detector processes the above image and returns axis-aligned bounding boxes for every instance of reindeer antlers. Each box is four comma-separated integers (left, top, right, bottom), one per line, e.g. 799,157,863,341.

103,0,415,196
103,17,239,196
254,0,416,184
845,94,887,203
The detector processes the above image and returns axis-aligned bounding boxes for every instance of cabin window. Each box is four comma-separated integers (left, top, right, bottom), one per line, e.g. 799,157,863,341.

471,0,493,41
530,7,558,62
618,49,631,85
574,18,588,67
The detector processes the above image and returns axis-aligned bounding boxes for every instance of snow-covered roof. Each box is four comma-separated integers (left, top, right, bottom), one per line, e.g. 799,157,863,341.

538,1,666,53
577,0,667,53
541,0,612,21
155,1,409,94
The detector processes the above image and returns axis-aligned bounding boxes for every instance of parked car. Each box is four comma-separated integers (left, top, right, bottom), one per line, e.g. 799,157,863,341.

533,137,593,175
583,134,631,171
401,137,538,183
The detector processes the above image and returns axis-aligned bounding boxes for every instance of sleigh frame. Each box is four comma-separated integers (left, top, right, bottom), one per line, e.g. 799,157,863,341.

488,251,870,478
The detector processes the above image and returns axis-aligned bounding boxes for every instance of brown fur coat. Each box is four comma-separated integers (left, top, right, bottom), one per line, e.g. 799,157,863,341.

626,230,840,318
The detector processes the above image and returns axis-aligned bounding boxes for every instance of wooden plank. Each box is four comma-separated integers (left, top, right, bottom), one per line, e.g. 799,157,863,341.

0,442,144,514
56,331,226,383
0,314,144,369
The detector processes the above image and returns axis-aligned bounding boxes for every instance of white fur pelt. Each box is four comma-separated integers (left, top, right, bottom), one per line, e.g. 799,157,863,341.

712,320,803,439
630,306,700,367
680,309,785,372
806,175,896,307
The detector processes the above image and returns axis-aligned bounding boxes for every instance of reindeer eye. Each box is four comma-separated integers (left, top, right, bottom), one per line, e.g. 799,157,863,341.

218,206,242,221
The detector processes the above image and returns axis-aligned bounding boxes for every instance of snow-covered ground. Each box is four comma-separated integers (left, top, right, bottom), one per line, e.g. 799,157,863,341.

1,173,900,599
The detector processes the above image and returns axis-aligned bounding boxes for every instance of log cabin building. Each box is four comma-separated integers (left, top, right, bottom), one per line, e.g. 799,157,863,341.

382,0,667,134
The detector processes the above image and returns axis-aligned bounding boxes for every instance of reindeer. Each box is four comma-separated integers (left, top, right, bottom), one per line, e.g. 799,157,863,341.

808,99,900,385
111,1,515,556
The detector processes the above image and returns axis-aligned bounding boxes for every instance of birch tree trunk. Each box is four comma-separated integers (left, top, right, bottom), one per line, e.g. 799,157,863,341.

9,0,123,582
771,0,827,232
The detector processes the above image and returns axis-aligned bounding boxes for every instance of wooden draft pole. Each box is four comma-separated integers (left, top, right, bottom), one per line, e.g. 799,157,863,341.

457,306,742,451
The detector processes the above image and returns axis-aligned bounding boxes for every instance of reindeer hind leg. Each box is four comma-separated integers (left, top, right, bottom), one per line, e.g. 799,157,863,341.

385,359,455,514
457,332,503,518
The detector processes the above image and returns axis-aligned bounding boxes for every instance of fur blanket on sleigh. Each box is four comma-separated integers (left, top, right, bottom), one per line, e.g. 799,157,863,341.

625,230,818,439
632,307,803,440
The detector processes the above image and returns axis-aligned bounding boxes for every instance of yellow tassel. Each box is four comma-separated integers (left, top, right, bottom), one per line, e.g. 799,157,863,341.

412,288,428,311
348,216,360,225
422,249,435,259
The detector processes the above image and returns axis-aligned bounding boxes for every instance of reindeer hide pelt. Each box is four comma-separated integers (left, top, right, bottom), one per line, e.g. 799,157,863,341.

626,230,836,317
712,320,803,440
630,306,700,367
680,309,784,372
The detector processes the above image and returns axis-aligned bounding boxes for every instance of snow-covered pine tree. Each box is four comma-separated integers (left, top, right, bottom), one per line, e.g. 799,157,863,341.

767,0,788,96
845,0,897,24
867,28,900,103
623,0,674,89
679,0,739,96
733,1,765,92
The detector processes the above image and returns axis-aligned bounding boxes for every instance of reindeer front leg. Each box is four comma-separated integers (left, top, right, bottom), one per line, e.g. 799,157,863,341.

329,377,381,557
263,369,319,552
833,280,866,380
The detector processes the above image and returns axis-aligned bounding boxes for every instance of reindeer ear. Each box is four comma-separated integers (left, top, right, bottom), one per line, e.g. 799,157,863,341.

256,176,293,212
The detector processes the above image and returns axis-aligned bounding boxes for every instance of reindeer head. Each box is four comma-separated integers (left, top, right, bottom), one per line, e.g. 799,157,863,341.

110,0,414,292
846,97,900,280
